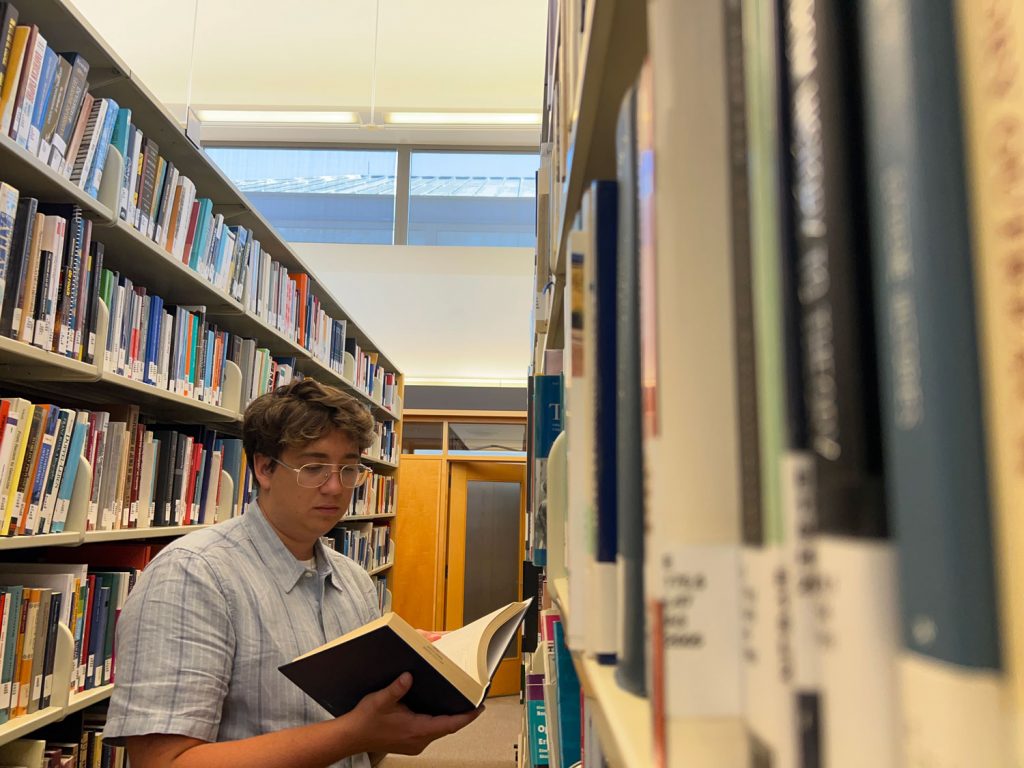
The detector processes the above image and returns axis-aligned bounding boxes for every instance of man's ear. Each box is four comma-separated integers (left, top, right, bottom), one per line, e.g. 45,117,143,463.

252,454,276,494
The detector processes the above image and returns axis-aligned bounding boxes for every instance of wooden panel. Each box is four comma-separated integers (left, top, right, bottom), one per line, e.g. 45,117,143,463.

443,462,527,697
392,458,444,630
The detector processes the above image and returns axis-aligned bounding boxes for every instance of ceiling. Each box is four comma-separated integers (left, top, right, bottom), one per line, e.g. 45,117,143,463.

67,0,545,385
68,0,547,143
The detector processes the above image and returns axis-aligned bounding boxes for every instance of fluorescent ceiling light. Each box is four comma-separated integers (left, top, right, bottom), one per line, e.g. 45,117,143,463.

385,111,542,126
196,110,359,124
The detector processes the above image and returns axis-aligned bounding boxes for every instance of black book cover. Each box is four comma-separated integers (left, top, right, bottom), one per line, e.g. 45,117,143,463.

788,0,886,539
84,241,103,364
52,54,89,162
38,591,62,709
1,198,38,339
0,3,18,93
282,623,477,717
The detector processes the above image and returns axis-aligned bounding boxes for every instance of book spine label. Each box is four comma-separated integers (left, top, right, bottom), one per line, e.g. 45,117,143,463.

655,544,742,717
741,545,795,767
816,537,900,767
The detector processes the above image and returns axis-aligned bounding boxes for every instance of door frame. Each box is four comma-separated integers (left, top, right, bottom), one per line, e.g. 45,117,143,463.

443,460,527,697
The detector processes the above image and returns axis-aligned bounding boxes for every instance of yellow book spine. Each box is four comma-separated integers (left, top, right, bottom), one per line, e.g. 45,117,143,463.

956,1,1024,764
0,26,27,134
1,403,34,536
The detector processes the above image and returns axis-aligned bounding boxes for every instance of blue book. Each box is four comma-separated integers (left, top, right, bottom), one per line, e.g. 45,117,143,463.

109,107,131,157
0,587,22,723
109,108,132,218
859,0,1001,758
83,98,120,199
531,375,563,568
27,47,58,156
52,416,88,532
144,296,161,387
552,621,581,767
590,181,619,667
88,584,109,689
26,406,60,533
188,199,214,272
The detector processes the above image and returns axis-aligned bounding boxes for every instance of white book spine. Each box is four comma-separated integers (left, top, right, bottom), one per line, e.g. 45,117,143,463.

816,537,900,768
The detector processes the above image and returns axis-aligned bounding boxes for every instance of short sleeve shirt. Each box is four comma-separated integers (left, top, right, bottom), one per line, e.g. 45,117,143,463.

103,505,382,768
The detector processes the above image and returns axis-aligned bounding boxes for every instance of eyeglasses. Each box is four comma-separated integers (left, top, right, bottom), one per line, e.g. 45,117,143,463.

271,458,372,489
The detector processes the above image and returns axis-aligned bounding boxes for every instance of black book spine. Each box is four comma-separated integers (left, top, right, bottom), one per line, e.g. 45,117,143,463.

33,250,53,349
787,0,886,537
52,55,89,163
84,242,103,364
2,199,37,339
38,591,62,709
0,4,17,93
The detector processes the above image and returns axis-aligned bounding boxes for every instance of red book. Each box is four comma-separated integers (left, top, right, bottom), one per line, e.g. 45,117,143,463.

183,441,203,525
182,200,200,265
0,400,11,455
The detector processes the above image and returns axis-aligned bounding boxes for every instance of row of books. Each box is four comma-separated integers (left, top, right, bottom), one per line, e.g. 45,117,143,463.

371,575,392,615
530,0,1024,764
364,421,397,465
328,522,393,575
0,3,401,402
0,9,113,200
0,563,136,729
0,704,127,767
0,184,346,416
348,474,396,520
0,193,102,364
0,397,250,538
348,336,400,411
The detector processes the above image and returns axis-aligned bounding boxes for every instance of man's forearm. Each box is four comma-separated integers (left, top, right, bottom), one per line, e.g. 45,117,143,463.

131,716,368,768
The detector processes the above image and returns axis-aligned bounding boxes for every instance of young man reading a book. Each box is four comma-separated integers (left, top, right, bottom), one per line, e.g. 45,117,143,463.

102,379,480,768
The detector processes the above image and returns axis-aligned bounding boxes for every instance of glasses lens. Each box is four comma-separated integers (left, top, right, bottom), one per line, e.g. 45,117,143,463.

297,464,332,488
341,465,370,488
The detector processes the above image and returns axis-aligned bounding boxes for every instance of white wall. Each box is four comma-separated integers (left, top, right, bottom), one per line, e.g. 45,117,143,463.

295,243,534,385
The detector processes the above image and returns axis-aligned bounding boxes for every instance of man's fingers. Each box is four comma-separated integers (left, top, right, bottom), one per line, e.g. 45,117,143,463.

434,706,485,735
385,672,413,702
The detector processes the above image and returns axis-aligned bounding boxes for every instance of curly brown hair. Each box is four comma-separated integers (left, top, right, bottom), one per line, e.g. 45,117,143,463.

242,378,376,461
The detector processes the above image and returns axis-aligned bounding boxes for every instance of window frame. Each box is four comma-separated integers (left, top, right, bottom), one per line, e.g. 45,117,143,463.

203,142,537,246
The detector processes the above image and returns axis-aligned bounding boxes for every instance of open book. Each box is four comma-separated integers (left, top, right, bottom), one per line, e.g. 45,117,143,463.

279,599,532,716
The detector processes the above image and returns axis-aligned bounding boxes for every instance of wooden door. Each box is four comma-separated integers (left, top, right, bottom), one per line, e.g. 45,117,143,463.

444,461,526,697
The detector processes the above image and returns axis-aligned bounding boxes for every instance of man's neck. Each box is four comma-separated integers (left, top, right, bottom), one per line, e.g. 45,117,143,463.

256,500,316,560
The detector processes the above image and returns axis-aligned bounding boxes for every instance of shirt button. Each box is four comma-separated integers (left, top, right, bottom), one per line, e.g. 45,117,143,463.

304,571,314,579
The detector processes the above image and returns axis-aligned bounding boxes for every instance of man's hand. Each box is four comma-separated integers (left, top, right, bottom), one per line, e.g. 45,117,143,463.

344,673,483,756
416,628,445,642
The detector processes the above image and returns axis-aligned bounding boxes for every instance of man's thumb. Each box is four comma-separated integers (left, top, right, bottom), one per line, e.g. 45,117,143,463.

387,672,413,701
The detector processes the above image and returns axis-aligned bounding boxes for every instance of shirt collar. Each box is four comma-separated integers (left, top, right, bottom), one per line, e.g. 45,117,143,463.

243,503,343,594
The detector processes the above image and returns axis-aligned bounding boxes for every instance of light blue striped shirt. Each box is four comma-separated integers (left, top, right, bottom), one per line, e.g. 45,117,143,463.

104,505,381,768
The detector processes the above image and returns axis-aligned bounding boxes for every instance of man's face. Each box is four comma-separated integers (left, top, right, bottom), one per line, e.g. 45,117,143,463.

255,429,362,547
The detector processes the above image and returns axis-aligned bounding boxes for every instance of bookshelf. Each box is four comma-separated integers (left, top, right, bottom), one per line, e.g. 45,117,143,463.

0,0,405,748
527,2,649,767
537,0,646,354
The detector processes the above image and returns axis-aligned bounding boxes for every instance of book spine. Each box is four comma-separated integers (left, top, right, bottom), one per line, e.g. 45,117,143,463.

956,0,1024,764
49,55,88,167
859,0,1005,764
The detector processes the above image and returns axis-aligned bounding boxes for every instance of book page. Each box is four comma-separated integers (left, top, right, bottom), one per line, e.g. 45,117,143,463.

484,601,531,677
434,600,531,684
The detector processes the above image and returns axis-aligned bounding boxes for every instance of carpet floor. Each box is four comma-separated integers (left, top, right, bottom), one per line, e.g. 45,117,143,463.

378,695,521,768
